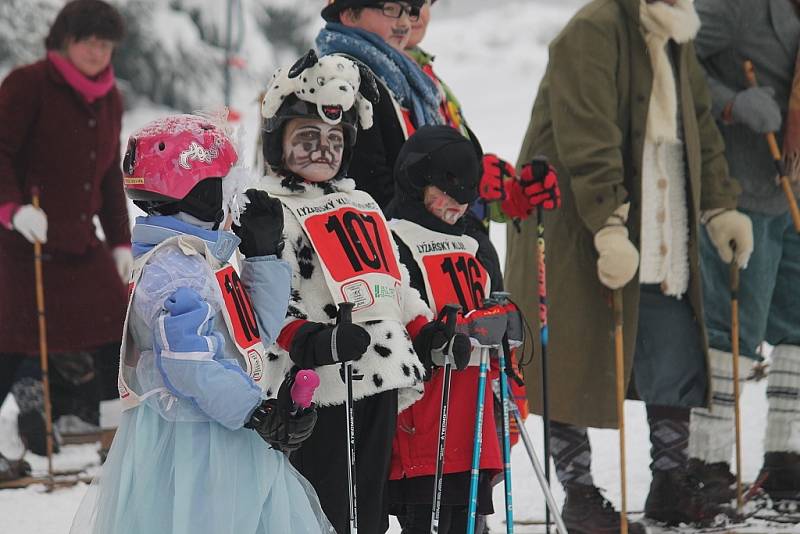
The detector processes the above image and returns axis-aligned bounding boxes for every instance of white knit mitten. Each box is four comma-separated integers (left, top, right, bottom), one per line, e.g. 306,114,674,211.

594,204,639,289
703,209,753,267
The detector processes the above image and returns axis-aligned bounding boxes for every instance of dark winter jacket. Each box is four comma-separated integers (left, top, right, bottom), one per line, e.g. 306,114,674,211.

505,0,739,429
695,0,800,215
0,58,129,354
348,76,411,208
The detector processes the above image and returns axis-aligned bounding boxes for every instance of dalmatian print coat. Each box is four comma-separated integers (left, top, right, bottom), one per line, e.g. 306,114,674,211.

259,173,430,411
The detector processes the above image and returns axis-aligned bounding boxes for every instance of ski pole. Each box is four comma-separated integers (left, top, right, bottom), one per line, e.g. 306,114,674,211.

337,302,358,534
535,199,554,532
613,289,628,534
491,291,517,534
430,304,462,534
494,384,568,534
467,345,490,534
31,187,55,489
742,60,800,233
730,249,744,513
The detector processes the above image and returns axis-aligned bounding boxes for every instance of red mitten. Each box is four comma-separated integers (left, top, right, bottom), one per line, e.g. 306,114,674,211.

501,158,561,219
479,154,516,202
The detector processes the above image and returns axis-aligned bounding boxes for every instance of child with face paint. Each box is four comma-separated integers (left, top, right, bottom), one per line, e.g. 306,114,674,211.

258,52,472,534
403,0,558,229
386,125,513,534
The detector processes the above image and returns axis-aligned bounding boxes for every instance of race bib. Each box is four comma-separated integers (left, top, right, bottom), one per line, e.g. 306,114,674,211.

390,219,490,315
281,191,403,323
215,265,266,383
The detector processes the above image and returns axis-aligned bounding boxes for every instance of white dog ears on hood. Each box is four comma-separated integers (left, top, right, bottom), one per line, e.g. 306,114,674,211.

261,49,380,130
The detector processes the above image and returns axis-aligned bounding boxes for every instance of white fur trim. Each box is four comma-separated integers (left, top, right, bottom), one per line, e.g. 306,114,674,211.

639,140,690,296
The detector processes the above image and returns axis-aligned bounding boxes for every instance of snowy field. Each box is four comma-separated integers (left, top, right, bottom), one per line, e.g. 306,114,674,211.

0,0,793,532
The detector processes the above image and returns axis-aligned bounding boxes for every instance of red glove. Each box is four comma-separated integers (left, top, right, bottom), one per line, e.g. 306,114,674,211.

501,158,561,219
479,154,516,202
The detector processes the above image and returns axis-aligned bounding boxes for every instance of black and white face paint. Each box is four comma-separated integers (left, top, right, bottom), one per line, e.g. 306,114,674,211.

282,118,345,182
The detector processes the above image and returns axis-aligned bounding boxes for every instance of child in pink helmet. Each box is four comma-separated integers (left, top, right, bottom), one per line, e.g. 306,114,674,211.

71,114,333,534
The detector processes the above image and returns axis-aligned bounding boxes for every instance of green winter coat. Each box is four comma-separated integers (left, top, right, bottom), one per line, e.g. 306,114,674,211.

504,0,740,429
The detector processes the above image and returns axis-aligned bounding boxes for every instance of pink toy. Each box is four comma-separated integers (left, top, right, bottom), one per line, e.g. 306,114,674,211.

290,369,320,410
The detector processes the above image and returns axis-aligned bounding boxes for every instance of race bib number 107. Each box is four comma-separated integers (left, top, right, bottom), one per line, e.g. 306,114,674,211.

305,208,401,282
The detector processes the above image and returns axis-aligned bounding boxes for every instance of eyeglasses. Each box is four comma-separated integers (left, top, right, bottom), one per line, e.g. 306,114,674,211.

366,2,421,22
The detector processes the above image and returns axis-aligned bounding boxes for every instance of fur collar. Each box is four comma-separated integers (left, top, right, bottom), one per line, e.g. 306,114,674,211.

260,172,357,199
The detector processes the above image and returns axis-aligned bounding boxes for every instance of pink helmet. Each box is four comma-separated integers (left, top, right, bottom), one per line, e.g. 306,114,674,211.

123,114,238,203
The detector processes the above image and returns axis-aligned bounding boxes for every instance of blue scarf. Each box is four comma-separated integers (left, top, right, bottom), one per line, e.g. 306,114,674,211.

316,23,443,128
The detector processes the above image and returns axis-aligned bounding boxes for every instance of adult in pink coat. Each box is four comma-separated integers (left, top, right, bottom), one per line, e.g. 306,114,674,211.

0,0,129,462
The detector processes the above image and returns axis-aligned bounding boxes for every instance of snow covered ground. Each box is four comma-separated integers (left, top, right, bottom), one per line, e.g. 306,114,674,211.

0,1,793,532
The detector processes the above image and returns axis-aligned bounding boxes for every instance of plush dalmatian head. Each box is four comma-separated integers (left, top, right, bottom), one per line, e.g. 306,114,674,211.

262,50,378,130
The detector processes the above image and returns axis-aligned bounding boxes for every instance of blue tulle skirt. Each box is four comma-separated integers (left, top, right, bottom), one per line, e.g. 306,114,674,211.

70,405,334,534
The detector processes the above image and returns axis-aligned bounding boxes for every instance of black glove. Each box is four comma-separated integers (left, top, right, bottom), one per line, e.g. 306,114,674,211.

232,189,285,257
245,374,317,452
413,321,471,375
290,321,371,368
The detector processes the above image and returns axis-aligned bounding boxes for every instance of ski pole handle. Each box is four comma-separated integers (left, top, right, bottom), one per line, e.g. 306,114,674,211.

291,369,320,410
439,304,461,362
440,304,460,340
337,302,354,325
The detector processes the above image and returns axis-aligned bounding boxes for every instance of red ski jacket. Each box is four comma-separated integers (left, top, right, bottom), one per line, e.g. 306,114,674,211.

390,364,503,480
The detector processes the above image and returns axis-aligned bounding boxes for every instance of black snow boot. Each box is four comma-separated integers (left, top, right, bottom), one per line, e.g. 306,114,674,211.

562,483,646,534
645,468,722,526
688,458,736,504
0,452,31,482
760,452,800,501
11,378,60,456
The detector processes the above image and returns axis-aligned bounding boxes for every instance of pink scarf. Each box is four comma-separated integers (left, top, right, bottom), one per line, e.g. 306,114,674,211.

47,51,115,103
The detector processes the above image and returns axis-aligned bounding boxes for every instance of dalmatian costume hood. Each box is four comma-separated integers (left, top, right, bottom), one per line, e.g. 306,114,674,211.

259,53,429,411
260,49,379,178
262,49,376,130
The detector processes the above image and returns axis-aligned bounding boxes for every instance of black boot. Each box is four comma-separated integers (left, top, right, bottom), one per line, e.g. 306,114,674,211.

760,452,800,501
562,483,646,534
12,378,60,456
0,452,30,482
645,468,722,526
688,458,736,504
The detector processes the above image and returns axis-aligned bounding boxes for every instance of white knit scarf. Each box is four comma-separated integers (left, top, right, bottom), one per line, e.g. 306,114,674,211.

639,0,701,143
638,0,700,297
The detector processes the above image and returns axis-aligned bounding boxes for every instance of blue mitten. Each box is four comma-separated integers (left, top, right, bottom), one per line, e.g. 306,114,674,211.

158,286,220,354
154,287,262,429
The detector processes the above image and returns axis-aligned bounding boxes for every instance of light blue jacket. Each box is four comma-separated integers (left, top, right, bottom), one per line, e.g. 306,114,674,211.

129,216,291,430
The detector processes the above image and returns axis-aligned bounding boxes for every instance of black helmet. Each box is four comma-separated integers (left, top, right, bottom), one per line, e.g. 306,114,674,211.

394,125,482,205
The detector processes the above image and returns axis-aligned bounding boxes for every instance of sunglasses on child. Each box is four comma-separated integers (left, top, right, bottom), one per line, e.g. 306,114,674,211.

365,2,422,22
